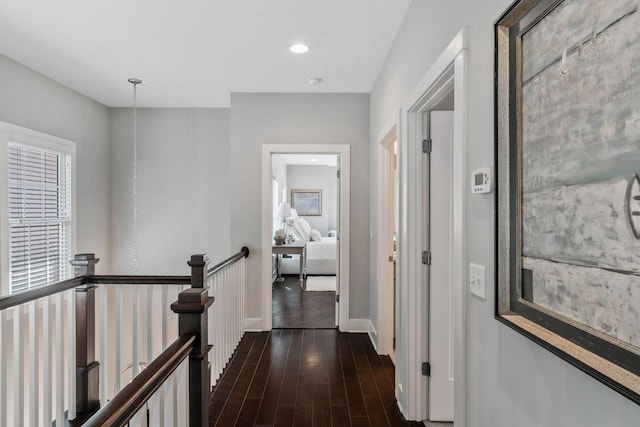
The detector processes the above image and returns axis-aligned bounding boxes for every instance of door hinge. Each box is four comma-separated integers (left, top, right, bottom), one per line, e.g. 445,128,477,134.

422,362,431,376
422,251,431,266
422,138,432,154
337,170,341,178
336,294,340,303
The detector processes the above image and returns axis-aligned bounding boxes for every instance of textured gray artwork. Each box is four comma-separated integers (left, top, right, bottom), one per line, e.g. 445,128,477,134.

521,0,640,348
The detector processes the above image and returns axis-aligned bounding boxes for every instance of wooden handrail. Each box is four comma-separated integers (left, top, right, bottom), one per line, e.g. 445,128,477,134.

82,333,196,427
0,276,86,311
207,246,249,277
88,275,191,285
0,275,192,311
1,247,248,311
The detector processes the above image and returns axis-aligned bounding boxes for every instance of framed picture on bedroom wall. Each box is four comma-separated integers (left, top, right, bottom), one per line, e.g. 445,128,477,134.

291,189,322,216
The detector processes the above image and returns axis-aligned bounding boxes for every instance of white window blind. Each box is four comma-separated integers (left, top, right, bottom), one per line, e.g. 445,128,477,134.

8,143,72,293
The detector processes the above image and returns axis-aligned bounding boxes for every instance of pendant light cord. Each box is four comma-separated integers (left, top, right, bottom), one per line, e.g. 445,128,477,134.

129,78,142,273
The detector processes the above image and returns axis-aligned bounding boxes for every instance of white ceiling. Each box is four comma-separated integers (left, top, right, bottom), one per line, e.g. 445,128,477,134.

0,0,411,108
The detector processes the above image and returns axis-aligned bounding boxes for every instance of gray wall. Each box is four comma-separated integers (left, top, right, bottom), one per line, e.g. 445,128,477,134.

370,0,640,425
0,54,112,272
109,108,231,274
287,165,335,235
230,93,370,320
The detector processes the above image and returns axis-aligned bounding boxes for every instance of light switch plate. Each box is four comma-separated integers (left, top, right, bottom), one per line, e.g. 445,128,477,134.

469,263,485,300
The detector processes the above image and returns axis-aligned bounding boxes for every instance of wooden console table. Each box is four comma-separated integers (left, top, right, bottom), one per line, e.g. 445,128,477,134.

272,241,306,287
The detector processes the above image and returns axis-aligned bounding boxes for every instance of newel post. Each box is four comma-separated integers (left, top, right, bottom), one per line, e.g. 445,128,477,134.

171,255,213,427
70,253,100,414
187,254,209,288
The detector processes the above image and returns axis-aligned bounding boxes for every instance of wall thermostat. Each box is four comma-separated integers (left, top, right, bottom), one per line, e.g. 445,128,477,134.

471,166,493,194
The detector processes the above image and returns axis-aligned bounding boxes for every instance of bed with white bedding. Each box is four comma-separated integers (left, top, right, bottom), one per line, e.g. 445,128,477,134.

279,236,337,275
277,214,337,276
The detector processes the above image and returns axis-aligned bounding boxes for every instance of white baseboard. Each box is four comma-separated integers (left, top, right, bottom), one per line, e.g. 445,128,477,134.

244,317,263,332
368,320,379,353
347,318,370,333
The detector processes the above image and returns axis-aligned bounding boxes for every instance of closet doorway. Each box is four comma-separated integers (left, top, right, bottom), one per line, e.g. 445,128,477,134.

261,144,351,332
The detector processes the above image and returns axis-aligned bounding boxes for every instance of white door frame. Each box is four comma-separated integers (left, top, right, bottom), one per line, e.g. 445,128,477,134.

375,121,399,356
395,28,467,424
261,144,351,331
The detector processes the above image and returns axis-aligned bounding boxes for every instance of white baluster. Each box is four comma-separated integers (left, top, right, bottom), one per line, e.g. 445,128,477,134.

99,285,108,404
129,405,147,427
42,298,52,426
55,292,64,427
28,301,38,426
162,286,168,350
176,360,188,426
132,286,139,377
115,285,122,393
147,286,153,359
241,258,246,335
68,290,76,419
148,386,164,427
14,305,24,426
0,310,6,427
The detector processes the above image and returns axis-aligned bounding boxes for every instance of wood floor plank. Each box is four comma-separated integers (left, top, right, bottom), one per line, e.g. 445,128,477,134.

293,330,315,426
349,333,371,372
313,329,330,384
273,404,295,427
312,383,331,427
246,333,273,399
326,330,348,406
209,333,259,423
373,365,410,427
330,405,351,427
235,398,261,426
359,367,390,427
362,334,387,379
254,329,292,425
337,332,367,417
215,354,260,426
381,355,396,386
351,416,372,427
279,329,303,405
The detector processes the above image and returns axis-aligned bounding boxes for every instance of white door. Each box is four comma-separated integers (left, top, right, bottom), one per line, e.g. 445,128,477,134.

427,110,454,421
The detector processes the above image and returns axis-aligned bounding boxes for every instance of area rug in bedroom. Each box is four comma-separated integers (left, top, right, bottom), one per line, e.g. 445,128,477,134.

305,276,336,291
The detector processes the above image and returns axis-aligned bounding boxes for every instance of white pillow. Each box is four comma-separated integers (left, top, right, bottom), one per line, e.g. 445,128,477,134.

289,224,304,241
298,218,312,236
292,219,311,241
309,229,322,241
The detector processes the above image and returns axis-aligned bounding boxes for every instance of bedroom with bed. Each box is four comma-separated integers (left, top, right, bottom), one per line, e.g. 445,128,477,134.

271,153,339,328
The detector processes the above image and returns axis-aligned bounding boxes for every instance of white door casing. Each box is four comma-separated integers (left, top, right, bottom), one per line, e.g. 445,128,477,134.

376,121,399,356
395,28,467,425
261,144,351,332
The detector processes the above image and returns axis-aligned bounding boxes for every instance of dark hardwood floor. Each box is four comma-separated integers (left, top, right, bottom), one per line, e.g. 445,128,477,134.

209,329,422,427
272,275,335,329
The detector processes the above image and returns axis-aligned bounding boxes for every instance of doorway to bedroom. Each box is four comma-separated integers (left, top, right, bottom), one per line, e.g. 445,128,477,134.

270,153,340,328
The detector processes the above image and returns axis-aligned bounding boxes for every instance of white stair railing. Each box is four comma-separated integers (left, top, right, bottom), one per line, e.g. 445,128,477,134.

95,282,189,404
0,247,248,425
0,287,77,427
205,248,248,386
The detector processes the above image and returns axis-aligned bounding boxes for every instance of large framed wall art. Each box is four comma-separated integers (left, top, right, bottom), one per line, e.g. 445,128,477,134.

495,0,640,403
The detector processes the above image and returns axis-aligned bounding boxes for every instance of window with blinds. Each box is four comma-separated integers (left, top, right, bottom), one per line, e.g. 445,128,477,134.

8,143,72,293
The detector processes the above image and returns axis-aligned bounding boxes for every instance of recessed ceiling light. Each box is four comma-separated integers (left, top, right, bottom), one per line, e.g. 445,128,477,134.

307,77,323,85
311,158,318,162
289,43,310,54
